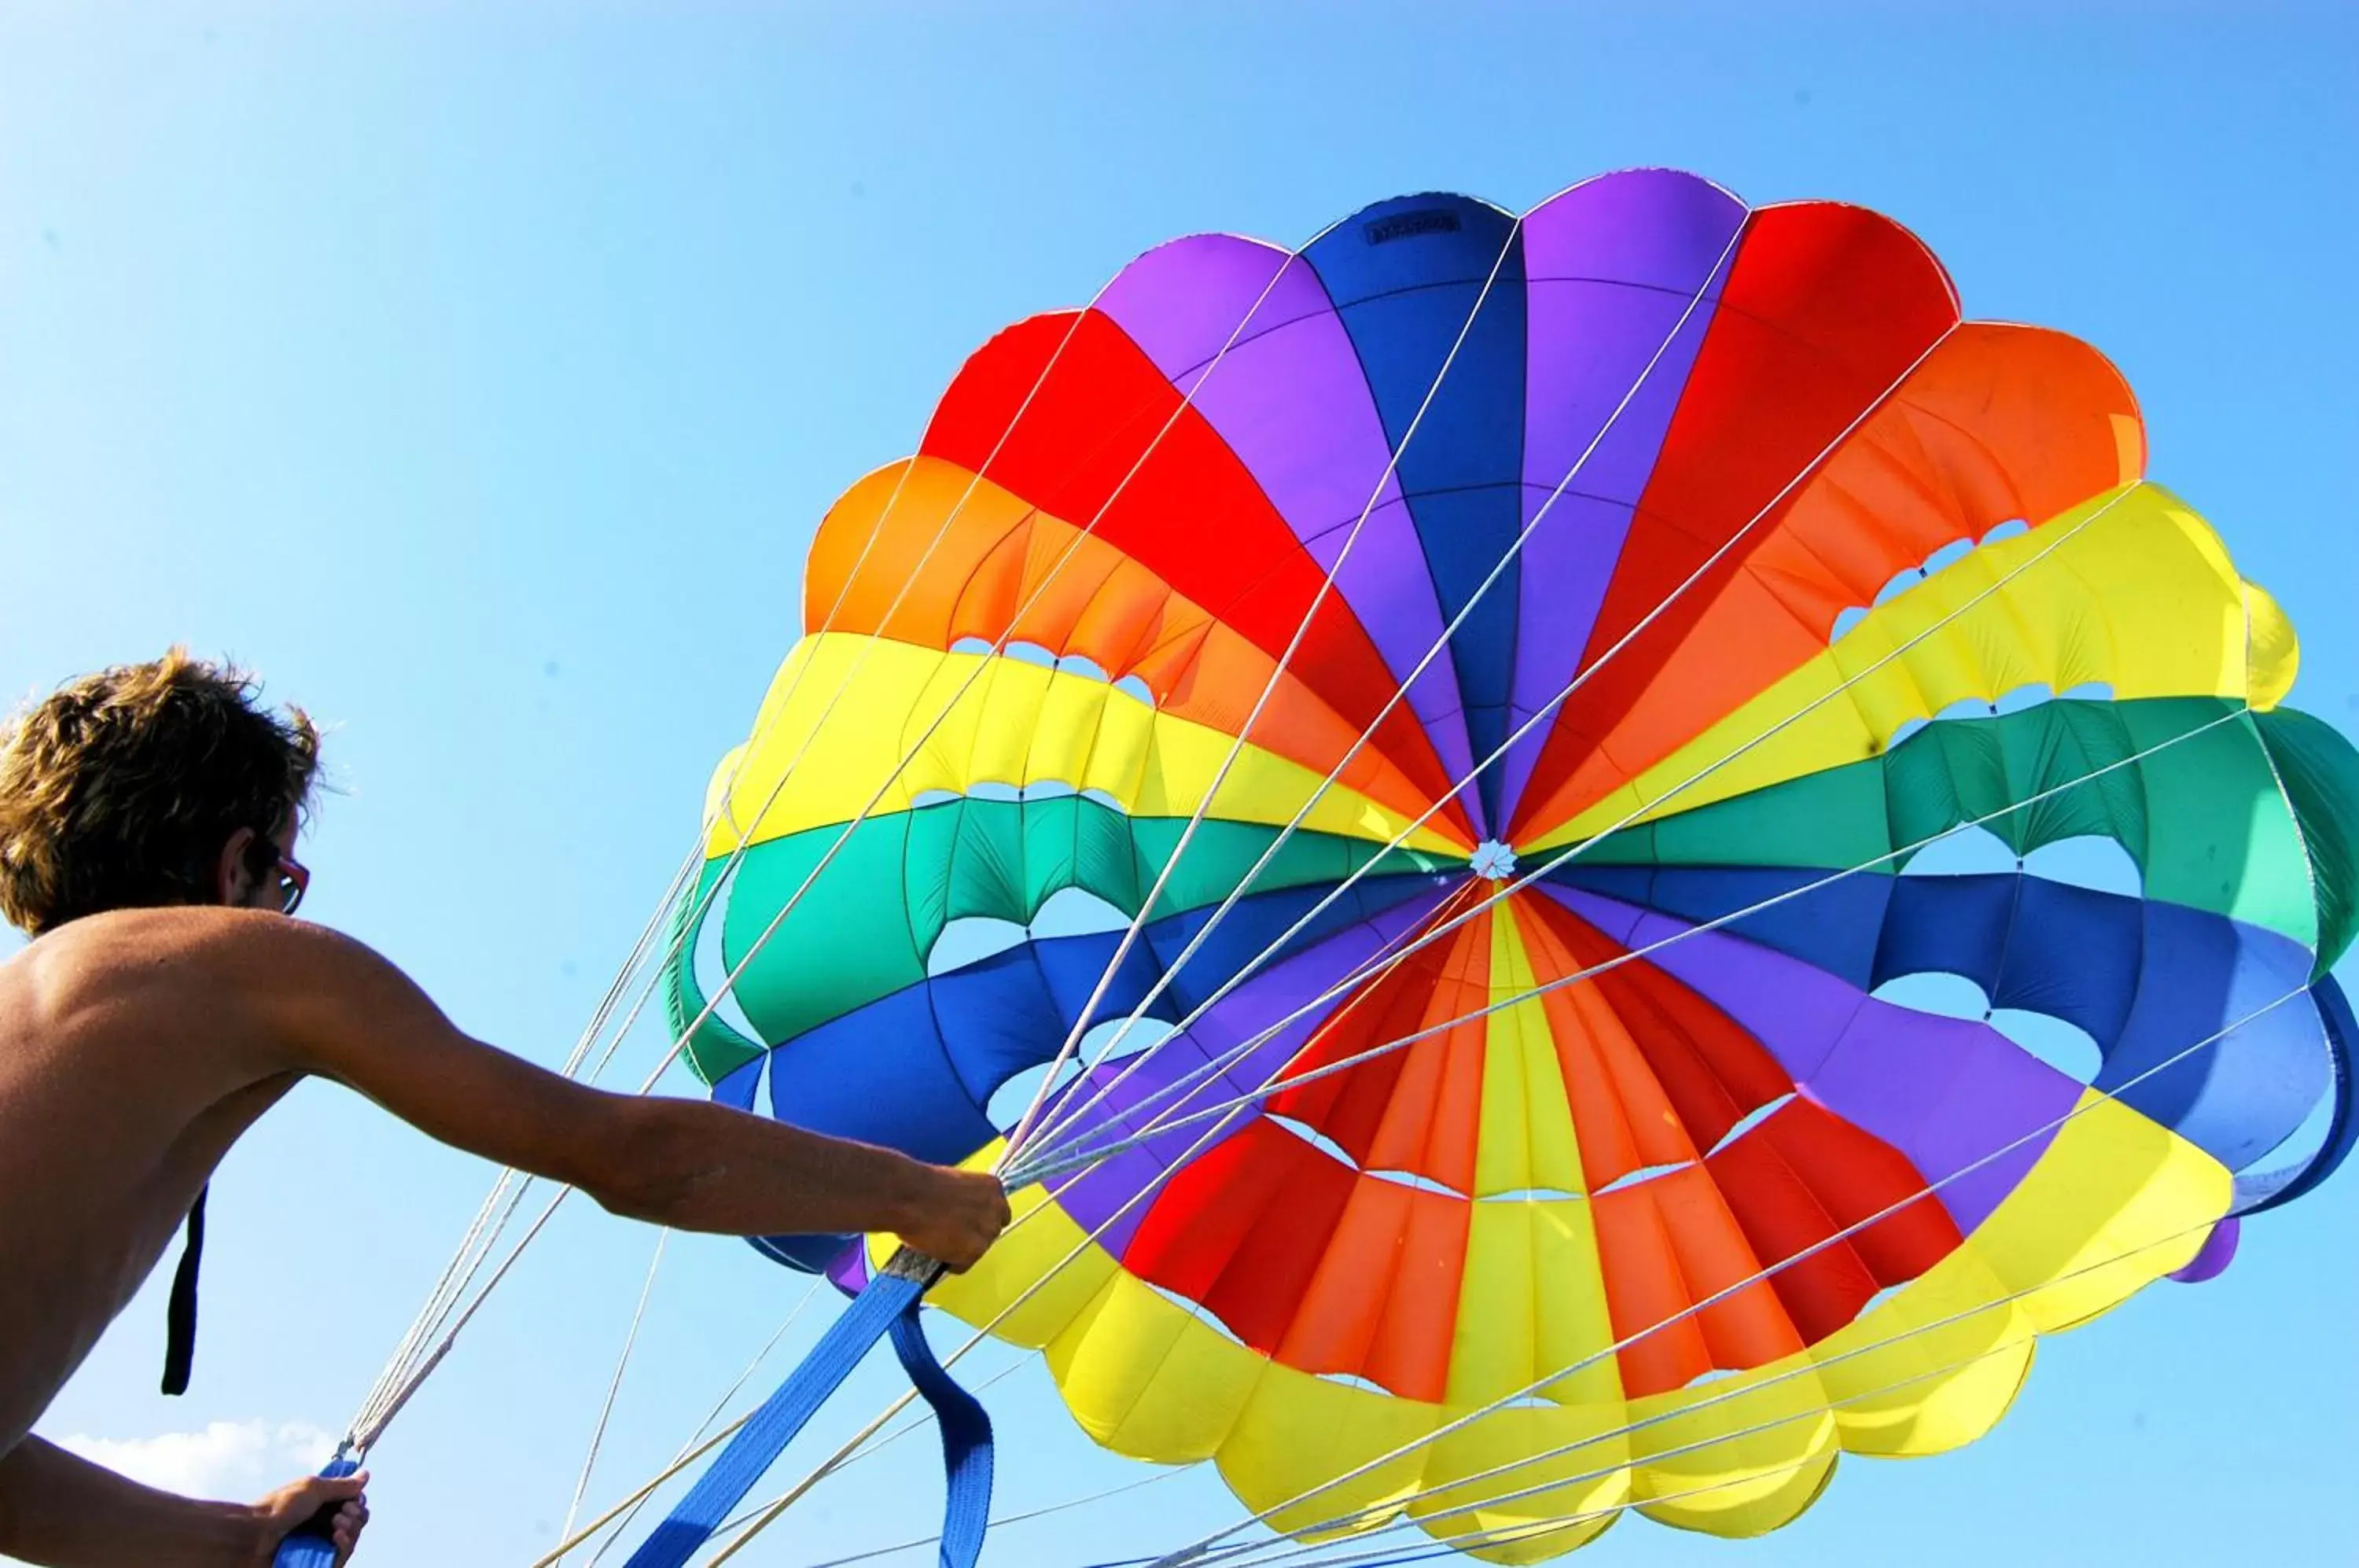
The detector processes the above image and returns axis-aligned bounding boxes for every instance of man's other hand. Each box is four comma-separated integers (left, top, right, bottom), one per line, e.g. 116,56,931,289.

248,1469,368,1566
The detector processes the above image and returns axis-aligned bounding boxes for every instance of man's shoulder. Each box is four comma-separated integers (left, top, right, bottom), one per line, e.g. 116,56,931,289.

6,907,300,1007
0,909,326,1091
17,905,221,959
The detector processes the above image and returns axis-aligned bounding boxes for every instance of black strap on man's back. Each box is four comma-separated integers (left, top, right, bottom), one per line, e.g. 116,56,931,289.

161,1184,205,1396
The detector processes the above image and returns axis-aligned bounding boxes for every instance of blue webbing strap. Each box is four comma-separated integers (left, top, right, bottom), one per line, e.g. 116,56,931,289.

271,1454,362,1568
626,1255,993,1567
888,1289,995,1566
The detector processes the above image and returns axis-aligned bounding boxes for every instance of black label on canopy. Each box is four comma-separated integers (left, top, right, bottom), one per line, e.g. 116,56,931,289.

1364,209,1463,246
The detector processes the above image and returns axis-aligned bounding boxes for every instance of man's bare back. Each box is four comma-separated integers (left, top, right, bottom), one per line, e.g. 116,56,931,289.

0,850,1014,1562
0,904,1011,1458
0,909,302,1456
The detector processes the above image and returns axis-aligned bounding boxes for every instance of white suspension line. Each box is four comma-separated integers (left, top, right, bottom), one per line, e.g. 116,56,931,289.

364,197,1925,1477
700,1392,929,1566
557,1229,672,1561
565,1107,1279,1568
997,211,1537,1167
1011,475,2152,1185
778,637,2252,1546
378,204,1511,1462
359,852,702,1436
786,1463,1195,1568
654,739,2262,1568
363,830,794,1444
1012,212,1754,1167
351,242,1309,1452
359,1171,539,1445
648,696,2257,1561
1165,1209,2228,1565
1139,984,2306,1567
524,234,1324,1552
366,190,2090,1499
760,1146,2189,1556
582,1277,830,1568
355,606,901,1436
668,1124,1296,1566
1015,699,2235,1189
705,1353,1038,1544
1014,317,1982,1172
592,248,1307,1132
650,456,2254,1559
1187,1258,2162,1568
1195,1437,1840,1568
355,511,982,1440
531,1413,757,1568
399,212,2245,1566
1040,1242,2207,1568
546,1132,1249,1568
357,234,1176,1444
354,1181,580,1452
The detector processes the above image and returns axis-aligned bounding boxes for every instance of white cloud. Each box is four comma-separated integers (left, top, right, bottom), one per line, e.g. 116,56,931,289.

51,1419,337,1500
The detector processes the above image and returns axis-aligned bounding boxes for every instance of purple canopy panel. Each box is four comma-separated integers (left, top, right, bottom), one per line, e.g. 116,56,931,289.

1542,885,2083,1234
2168,1216,2240,1283
1500,170,1750,826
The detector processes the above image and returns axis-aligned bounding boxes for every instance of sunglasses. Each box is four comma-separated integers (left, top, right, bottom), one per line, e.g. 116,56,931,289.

259,843,311,915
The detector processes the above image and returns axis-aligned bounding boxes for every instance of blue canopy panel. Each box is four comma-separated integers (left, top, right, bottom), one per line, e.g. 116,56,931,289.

1548,862,2342,1194
734,870,1452,1271
1305,193,1527,835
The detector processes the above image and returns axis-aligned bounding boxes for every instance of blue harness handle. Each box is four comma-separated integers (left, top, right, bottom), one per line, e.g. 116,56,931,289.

626,1252,993,1567
270,1454,362,1568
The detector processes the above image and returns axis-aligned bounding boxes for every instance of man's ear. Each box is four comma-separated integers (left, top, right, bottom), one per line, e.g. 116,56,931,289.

214,826,259,907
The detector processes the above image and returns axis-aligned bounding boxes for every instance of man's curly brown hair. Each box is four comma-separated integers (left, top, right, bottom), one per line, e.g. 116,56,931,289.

0,650,320,934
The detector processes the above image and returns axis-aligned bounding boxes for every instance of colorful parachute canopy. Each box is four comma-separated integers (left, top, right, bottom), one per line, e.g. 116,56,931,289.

664,169,2358,1559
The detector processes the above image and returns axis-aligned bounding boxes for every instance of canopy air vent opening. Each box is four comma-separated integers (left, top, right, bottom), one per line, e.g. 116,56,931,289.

1898,824,2018,877
986,1056,1084,1128
1870,970,1991,1021
1989,1009,2104,1085
2022,835,2143,899
1470,839,1519,881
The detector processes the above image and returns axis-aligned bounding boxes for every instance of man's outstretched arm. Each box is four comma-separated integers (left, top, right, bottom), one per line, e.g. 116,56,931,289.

194,913,1010,1268
0,1437,366,1568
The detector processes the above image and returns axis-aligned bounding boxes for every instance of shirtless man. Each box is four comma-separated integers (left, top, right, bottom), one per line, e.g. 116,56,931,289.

0,652,1013,1566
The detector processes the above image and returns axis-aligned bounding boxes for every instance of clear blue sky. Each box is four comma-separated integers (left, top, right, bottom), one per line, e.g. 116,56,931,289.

6,3,2356,1564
